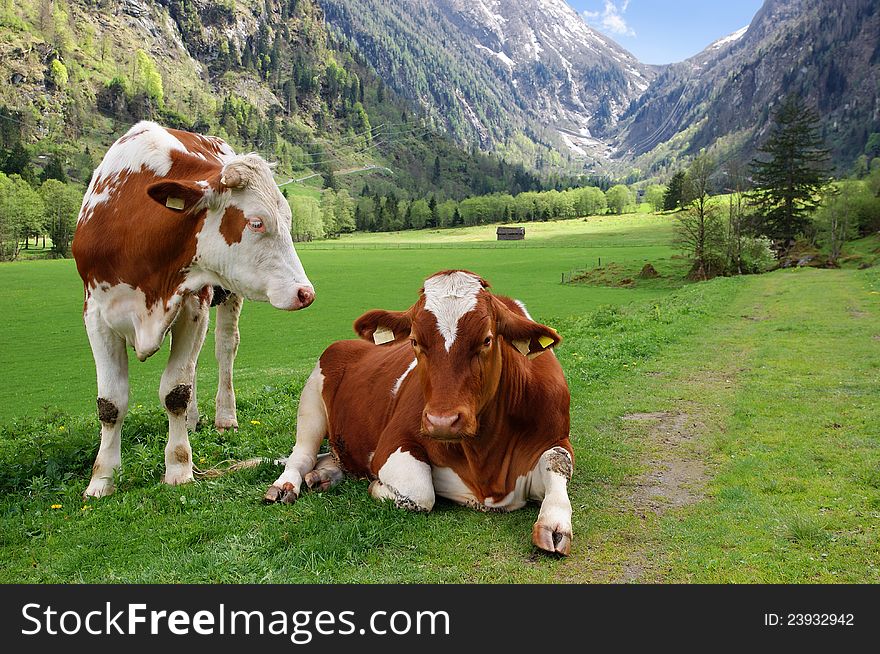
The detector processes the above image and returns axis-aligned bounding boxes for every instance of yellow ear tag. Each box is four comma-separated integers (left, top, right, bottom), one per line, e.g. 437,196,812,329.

373,326,395,345
538,335,555,349
165,197,185,211
512,339,530,356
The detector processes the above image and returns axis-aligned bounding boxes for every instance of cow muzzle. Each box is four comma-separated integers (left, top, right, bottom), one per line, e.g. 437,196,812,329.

422,408,471,440
269,285,315,311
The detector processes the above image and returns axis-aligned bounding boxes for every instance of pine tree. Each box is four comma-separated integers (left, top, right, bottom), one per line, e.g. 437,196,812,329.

40,153,67,183
428,195,438,228
663,171,686,211
749,94,830,241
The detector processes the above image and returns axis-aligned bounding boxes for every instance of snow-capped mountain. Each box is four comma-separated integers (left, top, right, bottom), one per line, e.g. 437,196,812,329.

615,0,879,171
321,0,657,171
438,0,653,137
322,0,878,174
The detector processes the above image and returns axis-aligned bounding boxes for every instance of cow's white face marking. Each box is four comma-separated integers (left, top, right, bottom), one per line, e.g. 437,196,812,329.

422,271,483,351
391,358,417,397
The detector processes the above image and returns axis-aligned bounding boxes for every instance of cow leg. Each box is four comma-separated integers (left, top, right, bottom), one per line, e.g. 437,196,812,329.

303,453,345,492
264,363,327,504
83,310,129,498
186,367,200,431
369,446,435,512
214,293,242,431
529,446,574,556
160,296,209,486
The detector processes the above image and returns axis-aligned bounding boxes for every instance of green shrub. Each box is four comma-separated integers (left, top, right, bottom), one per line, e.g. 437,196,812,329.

739,236,777,274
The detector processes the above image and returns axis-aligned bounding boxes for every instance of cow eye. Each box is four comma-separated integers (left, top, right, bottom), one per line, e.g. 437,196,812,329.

247,218,266,233
483,336,492,348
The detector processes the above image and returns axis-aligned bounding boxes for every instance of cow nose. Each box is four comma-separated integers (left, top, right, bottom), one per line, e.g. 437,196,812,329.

296,286,315,309
425,412,461,437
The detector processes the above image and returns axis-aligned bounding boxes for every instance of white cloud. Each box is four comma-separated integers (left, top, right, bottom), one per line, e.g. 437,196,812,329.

584,1,636,37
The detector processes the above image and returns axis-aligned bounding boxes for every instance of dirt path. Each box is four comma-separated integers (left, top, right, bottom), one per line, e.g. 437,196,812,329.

558,268,880,583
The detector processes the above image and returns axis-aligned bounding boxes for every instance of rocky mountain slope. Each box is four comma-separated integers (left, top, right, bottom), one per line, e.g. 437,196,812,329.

0,0,546,198
616,0,880,175
323,0,878,176
1,0,875,185
320,0,656,172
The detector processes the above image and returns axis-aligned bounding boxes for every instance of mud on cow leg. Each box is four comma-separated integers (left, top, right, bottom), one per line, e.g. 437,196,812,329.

165,384,192,415
162,383,195,486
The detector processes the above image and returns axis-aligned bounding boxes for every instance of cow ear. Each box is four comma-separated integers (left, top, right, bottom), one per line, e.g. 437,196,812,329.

492,297,561,359
147,180,206,213
354,309,413,345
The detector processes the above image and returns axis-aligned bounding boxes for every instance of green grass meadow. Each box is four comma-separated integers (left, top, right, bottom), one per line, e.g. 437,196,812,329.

1,215,878,583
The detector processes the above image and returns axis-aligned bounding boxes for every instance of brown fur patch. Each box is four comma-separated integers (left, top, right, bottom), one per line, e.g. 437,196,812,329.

219,206,247,245
164,384,192,415
173,444,190,464
72,126,227,310
97,397,118,425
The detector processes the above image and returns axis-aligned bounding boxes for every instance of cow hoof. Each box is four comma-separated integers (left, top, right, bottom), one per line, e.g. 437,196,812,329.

84,477,115,498
215,418,239,433
304,469,340,492
264,482,297,504
532,522,572,556
163,467,194,486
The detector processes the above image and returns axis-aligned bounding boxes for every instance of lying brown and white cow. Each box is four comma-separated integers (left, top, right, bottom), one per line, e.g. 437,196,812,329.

265,270,573,555
73,121,314,498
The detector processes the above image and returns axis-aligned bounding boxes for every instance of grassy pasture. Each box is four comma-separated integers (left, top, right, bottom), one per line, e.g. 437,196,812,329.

1,216,878,583
0,214,677,421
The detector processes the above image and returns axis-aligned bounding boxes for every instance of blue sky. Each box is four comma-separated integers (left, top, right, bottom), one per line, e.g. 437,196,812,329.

569,0,765,65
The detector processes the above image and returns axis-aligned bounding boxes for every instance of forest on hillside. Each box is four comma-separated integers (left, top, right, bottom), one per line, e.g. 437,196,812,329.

0,0,596,248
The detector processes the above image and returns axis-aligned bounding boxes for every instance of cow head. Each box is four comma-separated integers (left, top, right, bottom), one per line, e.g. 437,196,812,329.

354,270,560,440
146,154,314,310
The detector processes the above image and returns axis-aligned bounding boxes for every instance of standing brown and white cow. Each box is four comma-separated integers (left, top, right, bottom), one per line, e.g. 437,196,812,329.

265,270,573,555
73,121,314,498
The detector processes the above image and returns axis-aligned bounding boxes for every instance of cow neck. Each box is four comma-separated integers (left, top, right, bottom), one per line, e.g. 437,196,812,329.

135,205,207,309
459,344,532,464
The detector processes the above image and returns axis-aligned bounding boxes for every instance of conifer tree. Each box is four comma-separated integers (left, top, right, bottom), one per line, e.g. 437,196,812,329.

663,171,686,211
749,95,830,241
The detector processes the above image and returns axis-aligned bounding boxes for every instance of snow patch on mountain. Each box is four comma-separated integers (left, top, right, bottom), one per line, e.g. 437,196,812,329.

709,25,748,50
475,43,515,68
